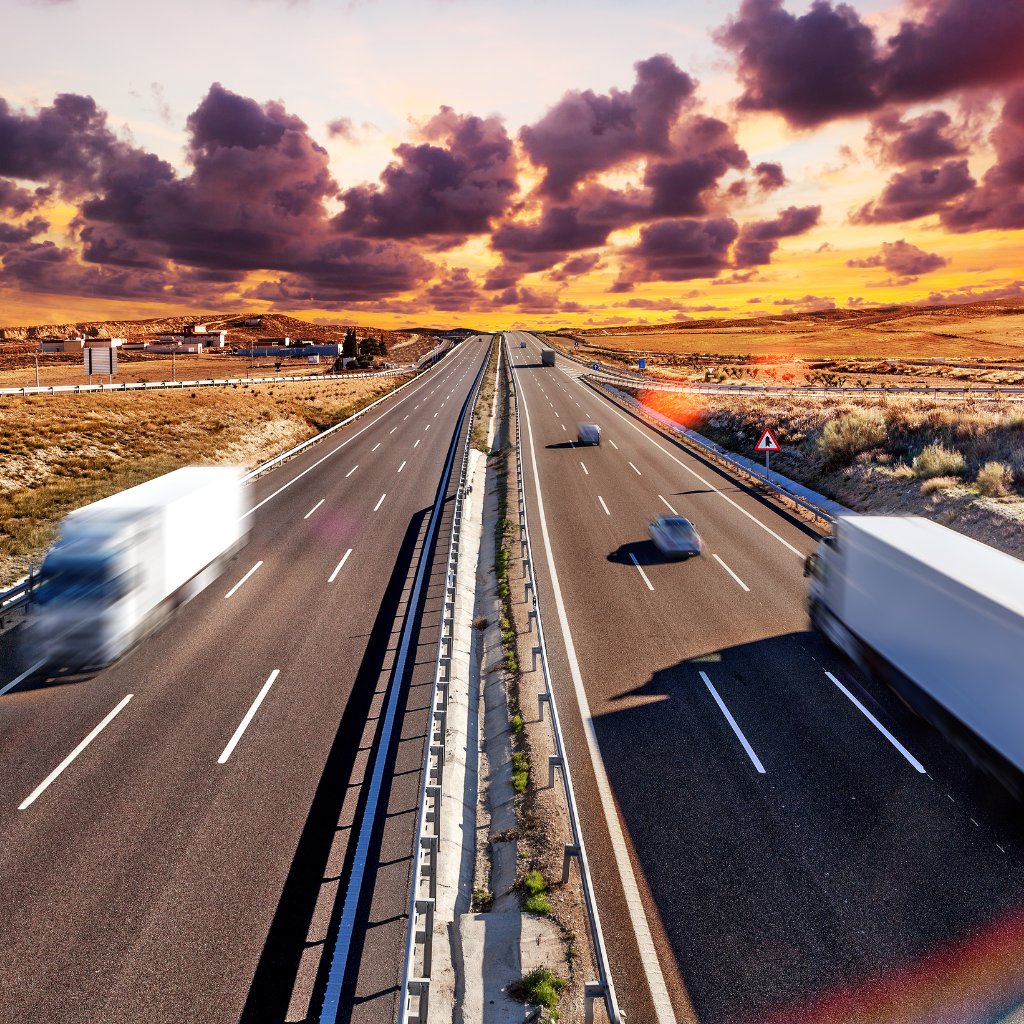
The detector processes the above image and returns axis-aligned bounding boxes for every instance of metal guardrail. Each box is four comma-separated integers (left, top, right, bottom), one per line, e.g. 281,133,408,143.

506,339,622,1024
586,378,840,525
0,568,36,626
399,341,491,1024
0,366,409,398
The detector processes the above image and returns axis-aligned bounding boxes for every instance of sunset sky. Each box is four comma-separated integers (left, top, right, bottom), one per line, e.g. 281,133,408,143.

0,0,1022,330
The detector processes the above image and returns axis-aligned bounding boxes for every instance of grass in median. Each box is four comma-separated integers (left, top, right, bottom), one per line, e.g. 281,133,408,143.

509,967,566,1011
0,374,411,586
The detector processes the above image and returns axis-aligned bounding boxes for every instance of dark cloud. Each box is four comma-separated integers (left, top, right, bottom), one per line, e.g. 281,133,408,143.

0,216,49,246
773,293,836,310
917,280,1024,305
851,160,975,223
546,252,604,281
0,178,48,214
715,0,1024,129
619,218,739,283
519,54,696,200
867,110,968,166
845,239,948,282
422,266,481,311
491,205,617,268
733,204,821,266
336,106,517,244
754,160,786,189
326,117,356,141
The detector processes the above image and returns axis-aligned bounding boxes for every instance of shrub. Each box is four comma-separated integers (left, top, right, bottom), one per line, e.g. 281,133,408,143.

511,714,523,734
509,967,566,1009
913,443,966,479
512,751,530,792
920,476,962,495
976,461,1013,497
819,410,887,465
525,893,552,914
524,870,546,895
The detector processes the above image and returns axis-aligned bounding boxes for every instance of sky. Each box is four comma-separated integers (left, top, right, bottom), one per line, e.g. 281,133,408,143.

0,0,1022,331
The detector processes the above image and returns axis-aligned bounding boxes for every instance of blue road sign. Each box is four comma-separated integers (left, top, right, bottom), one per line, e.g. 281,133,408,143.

638,358,646,370
592,363,599,370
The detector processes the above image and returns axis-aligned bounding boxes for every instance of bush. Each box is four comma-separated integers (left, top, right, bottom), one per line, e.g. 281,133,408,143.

511,714,523,734
976,461,1013,496
913,443,966,479
512,751,530,792
819,410,887,465
525,893,552,914
524,870,546,895
509,967,566,1009
920,476,962,495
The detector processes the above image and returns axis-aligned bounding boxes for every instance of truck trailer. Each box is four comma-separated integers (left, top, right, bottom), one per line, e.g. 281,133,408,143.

35,466,247,669
541,349,556,366
806,515,1024,799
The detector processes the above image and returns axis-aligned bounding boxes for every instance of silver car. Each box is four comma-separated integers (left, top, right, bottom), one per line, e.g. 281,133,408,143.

577,422,601,445
648,517,703,560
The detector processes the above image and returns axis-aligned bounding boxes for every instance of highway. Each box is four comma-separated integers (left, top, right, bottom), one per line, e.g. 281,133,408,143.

508,332,1024,1024
0,337,491,1024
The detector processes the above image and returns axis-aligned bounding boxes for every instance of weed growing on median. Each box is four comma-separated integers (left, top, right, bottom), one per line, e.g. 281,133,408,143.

509,967,566,1010
512,751,530,793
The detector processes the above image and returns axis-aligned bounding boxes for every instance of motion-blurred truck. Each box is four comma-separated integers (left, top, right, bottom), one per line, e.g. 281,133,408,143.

806,515,1024,799
541,349,556,366
35,466,247,669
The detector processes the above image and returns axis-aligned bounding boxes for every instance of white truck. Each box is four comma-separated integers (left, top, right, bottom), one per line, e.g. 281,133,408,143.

35,466,247,669
806,515,1024,799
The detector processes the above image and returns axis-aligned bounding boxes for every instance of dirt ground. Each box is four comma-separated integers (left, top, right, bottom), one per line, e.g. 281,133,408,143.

0,373,411,587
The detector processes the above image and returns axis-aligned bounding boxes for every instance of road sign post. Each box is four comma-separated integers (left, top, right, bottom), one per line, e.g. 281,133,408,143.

755,428,780,484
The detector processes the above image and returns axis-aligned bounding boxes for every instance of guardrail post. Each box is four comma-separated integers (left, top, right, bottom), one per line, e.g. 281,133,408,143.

415,898,435,976
537,692,550,721
562,843,581,883
531,645,542,672
548,754,563,788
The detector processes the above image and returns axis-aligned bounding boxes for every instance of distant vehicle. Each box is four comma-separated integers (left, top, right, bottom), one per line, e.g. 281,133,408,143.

577,423,601,445
541,349,556,366
648,518,703,560
807,515,1024,800
520,341,526,348
35,467,247,670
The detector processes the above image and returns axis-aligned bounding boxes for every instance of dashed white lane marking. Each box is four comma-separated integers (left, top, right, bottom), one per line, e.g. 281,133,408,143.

218,671,280,764
224,560,263,598
373,493,387,511
658,495,678,515
329,549,352,582
712,554,750,592
516,380,675,1023
398,461,407,473
598,496,611,515
629,461,642,475
345,465,358,478
608,439,618,449
825,672,926,772
414,440,420,448
425,424,431,431
372,443,381,451
699,672,765,773
580,462,589,475
19,693,135,809
304,499,325,519
560,424,566,431
390,427,398,434
0,658,48,696
629,552,654,591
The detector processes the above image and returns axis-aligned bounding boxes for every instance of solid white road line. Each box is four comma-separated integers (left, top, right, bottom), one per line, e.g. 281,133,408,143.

398,461,407,473
304,499,325,519
629,553,655,591
516,380,675,1023
712,554,750,592
699,672,765,773
0,658,47,697
825,672,926,772
218,670,280,764
329,549,353,582
374,493,387,511
580,462,589,475
658,495,679,515
596,396,804,558
372,443,381,451
629,461,642,475
598,496,611,515
345,465,358,478
19,694,134,809
224,560,263,598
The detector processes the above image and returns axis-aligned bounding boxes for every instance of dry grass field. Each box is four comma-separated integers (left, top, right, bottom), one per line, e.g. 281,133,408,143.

631,386,1024,559
0,373,410,587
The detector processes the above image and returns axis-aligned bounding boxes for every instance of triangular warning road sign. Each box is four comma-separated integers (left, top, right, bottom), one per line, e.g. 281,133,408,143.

756,428,780,451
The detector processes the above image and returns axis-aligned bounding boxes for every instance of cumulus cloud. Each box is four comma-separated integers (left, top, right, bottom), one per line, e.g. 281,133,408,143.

618,217,739,283
733,203,821,266
753,161,786,190
866,109,968,166
845,238,948,285
851,160,975,223
773,293,836,310
326,118,380,144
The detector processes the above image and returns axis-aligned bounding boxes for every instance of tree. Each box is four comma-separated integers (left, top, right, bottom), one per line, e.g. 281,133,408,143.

342,328,357,359
377,335,388,357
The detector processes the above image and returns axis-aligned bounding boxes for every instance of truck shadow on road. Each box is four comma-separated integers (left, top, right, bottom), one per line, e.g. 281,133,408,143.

593,629,1024,1024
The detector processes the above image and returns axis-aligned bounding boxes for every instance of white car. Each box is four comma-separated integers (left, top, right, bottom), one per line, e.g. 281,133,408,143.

648,517,703,560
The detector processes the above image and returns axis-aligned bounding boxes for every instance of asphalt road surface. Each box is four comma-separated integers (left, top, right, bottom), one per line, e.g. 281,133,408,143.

0,337,491,1024
508,332,1024,1024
